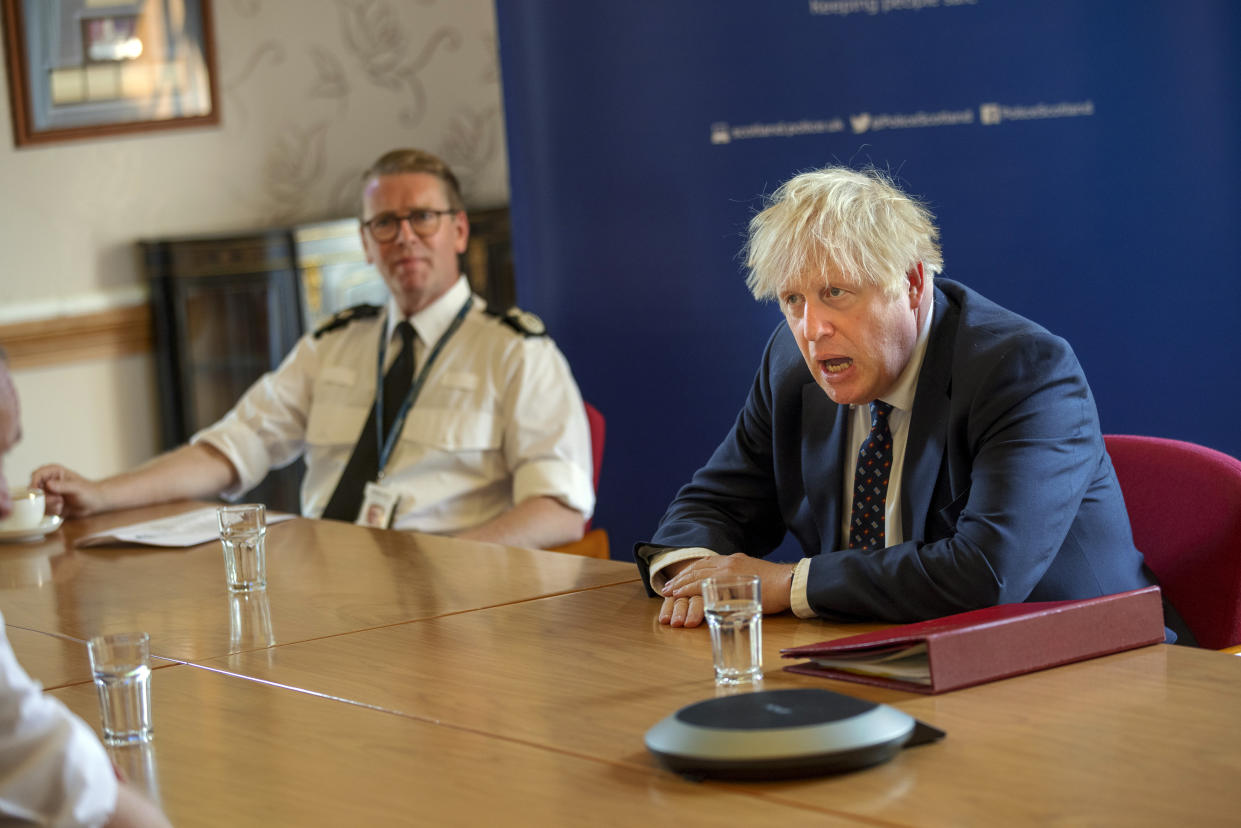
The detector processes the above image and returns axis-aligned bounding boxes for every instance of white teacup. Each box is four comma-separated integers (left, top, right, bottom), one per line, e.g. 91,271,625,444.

0,488,46,532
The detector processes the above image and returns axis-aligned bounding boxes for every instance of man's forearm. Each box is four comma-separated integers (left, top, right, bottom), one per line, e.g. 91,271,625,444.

99,443,239,511
454,496,585,549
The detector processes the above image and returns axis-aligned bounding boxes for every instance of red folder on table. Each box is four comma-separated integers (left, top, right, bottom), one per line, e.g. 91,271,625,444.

781,586,1166,694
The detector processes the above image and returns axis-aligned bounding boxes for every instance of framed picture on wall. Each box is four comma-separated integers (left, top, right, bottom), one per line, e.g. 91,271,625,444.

1,0,218,147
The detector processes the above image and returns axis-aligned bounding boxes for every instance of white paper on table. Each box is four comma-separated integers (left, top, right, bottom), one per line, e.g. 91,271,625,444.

75,507,296,548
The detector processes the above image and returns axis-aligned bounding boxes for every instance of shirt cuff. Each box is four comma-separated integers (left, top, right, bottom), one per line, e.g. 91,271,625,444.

790,557,816,618
647,547,718,591
190,428,259,500
513,457,596,520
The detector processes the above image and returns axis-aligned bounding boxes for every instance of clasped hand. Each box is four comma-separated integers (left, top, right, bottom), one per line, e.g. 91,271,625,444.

657,553,794,628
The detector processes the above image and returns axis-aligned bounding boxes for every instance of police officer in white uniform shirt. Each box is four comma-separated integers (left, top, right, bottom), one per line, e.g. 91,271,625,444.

32,149,593,551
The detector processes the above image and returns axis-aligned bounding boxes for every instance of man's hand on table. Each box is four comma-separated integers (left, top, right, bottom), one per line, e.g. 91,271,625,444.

30,464,108,518
657,554,795,628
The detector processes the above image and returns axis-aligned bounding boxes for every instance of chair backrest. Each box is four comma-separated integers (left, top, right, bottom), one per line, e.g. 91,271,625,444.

1105,434,1241,649
582,402,606,534
584,401,605,494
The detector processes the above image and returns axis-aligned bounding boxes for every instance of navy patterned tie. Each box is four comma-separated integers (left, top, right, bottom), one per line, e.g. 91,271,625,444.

849,400,894,550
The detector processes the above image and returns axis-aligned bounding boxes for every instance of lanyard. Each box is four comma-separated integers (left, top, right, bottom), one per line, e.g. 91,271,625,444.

373,296,474,479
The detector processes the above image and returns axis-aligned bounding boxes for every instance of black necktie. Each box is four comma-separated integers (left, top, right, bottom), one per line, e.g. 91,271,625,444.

848,400,894,550
321,321,415,520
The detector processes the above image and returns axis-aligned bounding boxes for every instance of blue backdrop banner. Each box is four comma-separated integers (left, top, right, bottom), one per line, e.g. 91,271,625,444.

496,0,1241,560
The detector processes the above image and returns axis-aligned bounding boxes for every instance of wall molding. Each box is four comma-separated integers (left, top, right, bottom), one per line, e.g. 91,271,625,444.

0,305,153,370
0,285,149,325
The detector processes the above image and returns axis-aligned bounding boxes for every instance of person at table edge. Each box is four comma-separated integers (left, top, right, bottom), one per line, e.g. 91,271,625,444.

637,165,1185,642
31,149,594,550
1,353,172,827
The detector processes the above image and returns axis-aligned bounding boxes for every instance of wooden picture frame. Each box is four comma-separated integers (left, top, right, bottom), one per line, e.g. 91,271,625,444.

2,0,218,147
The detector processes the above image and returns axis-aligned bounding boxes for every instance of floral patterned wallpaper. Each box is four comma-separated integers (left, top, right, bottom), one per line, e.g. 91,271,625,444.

0,0,510,491
216,0,508,226
0,0,507,312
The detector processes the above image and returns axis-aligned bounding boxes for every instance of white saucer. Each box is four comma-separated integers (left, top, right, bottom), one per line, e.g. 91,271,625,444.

0,515,64,544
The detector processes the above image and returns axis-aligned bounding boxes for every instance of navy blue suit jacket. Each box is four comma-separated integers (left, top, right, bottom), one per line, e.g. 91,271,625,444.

642,280,1157,623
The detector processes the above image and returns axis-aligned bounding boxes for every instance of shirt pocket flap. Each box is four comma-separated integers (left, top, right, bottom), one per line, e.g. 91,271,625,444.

439,371,480,391
403,408,500,451
321,365,357,386
306,402,369,447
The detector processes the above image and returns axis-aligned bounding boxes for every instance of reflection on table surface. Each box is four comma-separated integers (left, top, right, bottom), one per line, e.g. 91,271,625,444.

5,502,1241,826
199,583,1241,826
2,501,639,662
51,665,858,828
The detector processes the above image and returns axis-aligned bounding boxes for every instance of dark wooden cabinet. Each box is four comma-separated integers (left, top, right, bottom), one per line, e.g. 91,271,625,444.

144,229,307,512
143,209,512,515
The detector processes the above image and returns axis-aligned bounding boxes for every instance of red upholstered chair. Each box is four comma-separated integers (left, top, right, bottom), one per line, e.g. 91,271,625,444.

584,401,606,526
1104,434,1241,649
549,402,609,559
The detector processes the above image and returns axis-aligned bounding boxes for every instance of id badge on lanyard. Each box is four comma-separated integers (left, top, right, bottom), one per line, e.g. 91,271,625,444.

354,295,474,527
358,481,400,528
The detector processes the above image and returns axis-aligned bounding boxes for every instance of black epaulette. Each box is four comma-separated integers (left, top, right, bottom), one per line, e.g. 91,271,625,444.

313,304,382,339
485,305,547,337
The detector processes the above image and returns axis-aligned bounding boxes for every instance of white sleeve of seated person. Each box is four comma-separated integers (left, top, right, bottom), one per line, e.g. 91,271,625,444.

0,617,118,826
501,336,595,519
191,335,319,499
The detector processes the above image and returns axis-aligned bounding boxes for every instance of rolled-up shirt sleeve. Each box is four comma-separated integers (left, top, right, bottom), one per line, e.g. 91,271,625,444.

0,619,117,827
191,336,319,500
503,337,595,520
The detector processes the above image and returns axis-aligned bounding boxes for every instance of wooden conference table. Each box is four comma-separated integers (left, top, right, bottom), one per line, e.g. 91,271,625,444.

3,503,1241,826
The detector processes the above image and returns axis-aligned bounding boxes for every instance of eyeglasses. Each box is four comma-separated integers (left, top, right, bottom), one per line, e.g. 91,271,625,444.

362,209,458,242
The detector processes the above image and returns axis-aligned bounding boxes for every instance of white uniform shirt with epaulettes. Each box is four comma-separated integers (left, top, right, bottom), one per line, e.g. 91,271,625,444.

190,275,595,533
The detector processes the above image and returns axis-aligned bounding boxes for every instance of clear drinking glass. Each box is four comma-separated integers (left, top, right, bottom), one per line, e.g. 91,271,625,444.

216,503,267,592
87,632,153,746
701,575,763,685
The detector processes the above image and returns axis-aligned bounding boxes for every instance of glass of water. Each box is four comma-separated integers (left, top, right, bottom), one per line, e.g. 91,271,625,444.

216,503,267,592
701,575,763,685
87,632,153,746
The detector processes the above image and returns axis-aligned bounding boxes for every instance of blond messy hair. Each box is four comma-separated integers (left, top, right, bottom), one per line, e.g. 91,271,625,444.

744,166,943,301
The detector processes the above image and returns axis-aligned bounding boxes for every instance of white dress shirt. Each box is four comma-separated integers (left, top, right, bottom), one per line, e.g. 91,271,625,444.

193,276,595,533
0,614,117,826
